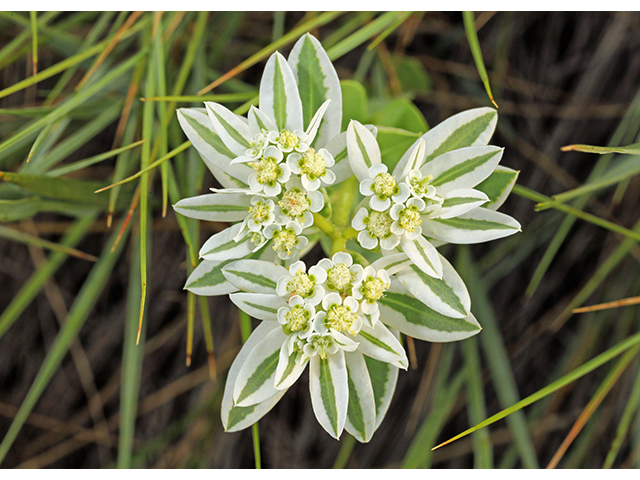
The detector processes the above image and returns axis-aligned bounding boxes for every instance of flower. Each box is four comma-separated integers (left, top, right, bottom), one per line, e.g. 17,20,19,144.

174,34,348,285
347,113,521,279
219,255,409,442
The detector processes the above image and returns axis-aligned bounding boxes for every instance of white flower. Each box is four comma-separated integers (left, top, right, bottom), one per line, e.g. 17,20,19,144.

276,260,327,305
352,264,391,326
347,117,521,279
359,163,410,211
275,178,324,227
264,220,309,261
287,147,337,191
316,252,364,296
220,256,409,441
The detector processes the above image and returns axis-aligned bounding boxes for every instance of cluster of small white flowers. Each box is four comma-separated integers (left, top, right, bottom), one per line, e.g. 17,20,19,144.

352,163,443,251
216,106,339,261
275,253,390,362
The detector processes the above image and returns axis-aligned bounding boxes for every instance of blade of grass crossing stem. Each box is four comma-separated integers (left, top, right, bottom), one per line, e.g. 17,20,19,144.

0,215,131,464
462,11,497,108
0,12,57,70
402,346,461,468
137,26,156,346
462,337,493,468
0,18,147,102
49,140,146,177
367,12,413,50
0,216,95,340
152,15,169,218
604,359,640,468
525,88,640,296
0,49,146,156
197,11,341,95
547,344,640,469
456,246,539,468
239,310,261,469
117,226,146,468
0,225,97,261
29,12,38,75
44,12,117,106
551,217,640,330
327,12,405,61
433,323,640,453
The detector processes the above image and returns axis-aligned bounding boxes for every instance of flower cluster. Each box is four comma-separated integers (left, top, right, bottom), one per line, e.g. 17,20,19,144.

174,34,521,442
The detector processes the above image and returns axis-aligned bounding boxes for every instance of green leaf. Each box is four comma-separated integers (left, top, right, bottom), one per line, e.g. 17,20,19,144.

185,259,239,296
475,165,519,210
379,283,480,342
222,259,288,293
377,126,421,174
344,351,376,443
173,193,251,222
561,141,640,155
363,354,398,430
370,97,428,134
394,55,431,94
463,11,497,108
340,79,368,132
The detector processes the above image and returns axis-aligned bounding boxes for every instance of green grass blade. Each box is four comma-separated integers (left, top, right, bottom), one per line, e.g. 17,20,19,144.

49,140,146,177
117,224,145,468
433,321,640,453
0,216,95,340
0,215,131,464
561,141,640,155
462,11,497,108
456,246,539,468
462,337,493,468
0,224,96,261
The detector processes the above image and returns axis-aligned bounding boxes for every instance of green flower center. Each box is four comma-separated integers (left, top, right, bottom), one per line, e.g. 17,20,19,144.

372,172,397,198
398,205,422,232
361,276,387,303
299,148,326,179
310,335,333,360
364,210,393,238
279,189,311,218
409,174,433,195
251,157,281,186
326,264,353,293
325,304,356,334
277,130,300,150
283,304,310,335
249,201,271,223
272,228,298,256
286,271,314,298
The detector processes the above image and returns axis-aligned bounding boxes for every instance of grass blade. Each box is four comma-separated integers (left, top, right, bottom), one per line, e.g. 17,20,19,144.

462,11,498,108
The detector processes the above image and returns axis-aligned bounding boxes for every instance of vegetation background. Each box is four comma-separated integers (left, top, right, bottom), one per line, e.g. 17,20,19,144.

1,11,640,468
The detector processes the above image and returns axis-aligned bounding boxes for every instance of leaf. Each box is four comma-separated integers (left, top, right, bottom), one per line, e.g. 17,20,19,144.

185,259,239,296
426,146,504,192
396,257,471,319
204,101,251,156
176,107,251,186
222,259,288,293
234,326,288,407
379,279,481,342
259,52,303,132
344,351,376,443
422,207,521,244
475,165,519,211
199,223,257,262
394,54,431,94
288,33,342,148
347,120,381,181
229,293,286,321
377,126,421,174
393,107,498,176
363,352,398,430
222,322,286,432
309,351,349,440
462,11,498,108
438,188,490,219
340,79,368,132
370,97,428,134
400,235,443,278
355,321,408,369
173,192,252,222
